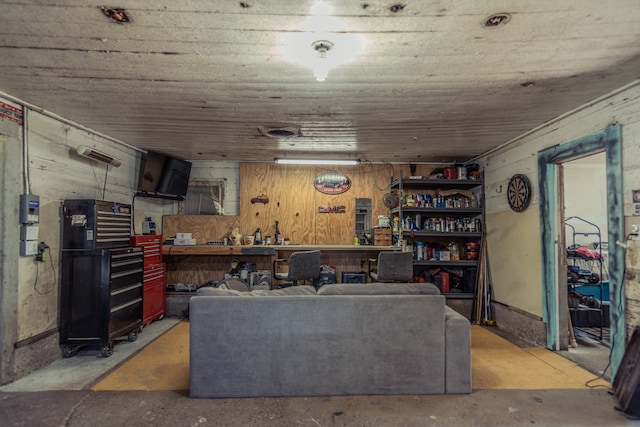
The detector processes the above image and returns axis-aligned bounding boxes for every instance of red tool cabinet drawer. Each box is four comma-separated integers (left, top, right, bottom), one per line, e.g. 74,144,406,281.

131,235,163,266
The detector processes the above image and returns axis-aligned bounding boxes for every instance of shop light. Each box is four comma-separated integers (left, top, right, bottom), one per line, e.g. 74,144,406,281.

281,1,365,82
275,158,360,166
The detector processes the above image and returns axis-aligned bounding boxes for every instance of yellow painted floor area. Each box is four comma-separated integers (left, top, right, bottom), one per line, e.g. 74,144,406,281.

93,321,190,391
472,326,609,389
93,323,609,391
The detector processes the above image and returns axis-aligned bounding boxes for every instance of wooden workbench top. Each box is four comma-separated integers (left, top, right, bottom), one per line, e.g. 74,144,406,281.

161,244,399,255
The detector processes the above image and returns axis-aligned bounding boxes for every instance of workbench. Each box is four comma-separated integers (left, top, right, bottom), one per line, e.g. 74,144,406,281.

162,244,401,316
162,244,399,287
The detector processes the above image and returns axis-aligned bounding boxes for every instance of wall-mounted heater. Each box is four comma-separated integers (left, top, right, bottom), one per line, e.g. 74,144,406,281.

76,145,122,167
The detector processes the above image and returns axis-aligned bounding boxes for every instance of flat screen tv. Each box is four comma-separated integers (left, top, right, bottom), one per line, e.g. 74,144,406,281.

137,150,192,198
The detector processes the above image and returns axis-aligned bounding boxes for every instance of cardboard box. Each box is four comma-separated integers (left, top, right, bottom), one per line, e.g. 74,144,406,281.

374,227,392,246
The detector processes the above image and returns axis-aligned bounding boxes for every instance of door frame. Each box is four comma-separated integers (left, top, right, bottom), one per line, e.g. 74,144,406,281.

537,124,625,377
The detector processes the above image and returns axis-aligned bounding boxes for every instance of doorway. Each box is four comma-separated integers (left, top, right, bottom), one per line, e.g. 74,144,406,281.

561,153,611,376
537,125,625,378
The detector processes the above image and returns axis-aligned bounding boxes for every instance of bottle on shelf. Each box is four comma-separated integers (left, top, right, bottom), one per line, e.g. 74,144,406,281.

274,220,281,245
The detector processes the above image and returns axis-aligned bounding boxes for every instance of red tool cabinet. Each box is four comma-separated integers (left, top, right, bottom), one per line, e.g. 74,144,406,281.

131,235,166,326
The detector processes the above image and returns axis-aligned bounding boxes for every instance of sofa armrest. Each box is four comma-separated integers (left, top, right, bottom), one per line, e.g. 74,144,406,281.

444,306,471,393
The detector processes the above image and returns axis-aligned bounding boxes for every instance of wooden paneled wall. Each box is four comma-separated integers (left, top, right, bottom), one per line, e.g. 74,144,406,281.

163,215,239,244
163,162,442,245
238,162,437,245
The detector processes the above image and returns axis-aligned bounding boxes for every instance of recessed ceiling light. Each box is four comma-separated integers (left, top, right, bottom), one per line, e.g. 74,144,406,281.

483,13,510,28
100,6,132,24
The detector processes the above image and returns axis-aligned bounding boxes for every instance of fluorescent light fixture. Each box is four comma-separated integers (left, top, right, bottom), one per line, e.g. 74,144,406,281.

275,158,360,165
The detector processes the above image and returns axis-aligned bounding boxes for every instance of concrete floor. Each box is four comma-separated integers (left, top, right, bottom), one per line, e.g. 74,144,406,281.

0,388,631,426
557,329,613,383
0,319,633,427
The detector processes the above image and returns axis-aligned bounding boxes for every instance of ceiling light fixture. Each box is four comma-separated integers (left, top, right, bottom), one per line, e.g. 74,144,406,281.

282,1,365,82
312,40,333,82
100,6,132,24
275,158,360,166
483,13,511,28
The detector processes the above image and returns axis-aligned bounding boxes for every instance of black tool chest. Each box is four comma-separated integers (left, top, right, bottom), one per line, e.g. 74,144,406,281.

59,200,143,357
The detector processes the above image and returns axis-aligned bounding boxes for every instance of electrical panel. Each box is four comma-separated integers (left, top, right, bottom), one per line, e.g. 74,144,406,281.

19,194,40,256
20,194,40,224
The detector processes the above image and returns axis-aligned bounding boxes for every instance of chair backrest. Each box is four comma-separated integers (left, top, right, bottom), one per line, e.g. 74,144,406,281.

286,250,322,281
376,251,414,282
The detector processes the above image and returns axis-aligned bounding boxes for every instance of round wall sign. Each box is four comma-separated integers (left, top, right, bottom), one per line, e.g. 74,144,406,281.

507,174,532,212
314,172,351,195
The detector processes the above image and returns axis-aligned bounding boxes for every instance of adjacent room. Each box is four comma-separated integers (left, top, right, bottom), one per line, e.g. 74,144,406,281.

1,1,640,425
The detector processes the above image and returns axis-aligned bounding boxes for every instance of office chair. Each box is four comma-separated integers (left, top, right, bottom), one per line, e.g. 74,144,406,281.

368,251,414,282
273,250,321,286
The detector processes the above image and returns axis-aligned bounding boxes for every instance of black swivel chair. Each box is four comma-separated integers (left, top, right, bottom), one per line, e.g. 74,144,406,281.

368,251,414,282
273,250,321,287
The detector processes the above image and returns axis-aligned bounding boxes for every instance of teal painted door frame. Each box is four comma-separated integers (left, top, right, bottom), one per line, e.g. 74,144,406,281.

537,125,625,377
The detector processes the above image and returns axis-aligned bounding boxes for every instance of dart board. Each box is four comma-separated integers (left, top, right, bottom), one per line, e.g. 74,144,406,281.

507,174,532,212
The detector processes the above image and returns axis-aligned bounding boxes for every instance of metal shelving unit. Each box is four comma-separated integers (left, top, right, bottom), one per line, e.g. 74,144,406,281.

391,170,484,297
565,216,606,342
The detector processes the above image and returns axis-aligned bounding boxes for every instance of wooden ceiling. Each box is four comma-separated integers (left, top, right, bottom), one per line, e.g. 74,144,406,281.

1,1,639,163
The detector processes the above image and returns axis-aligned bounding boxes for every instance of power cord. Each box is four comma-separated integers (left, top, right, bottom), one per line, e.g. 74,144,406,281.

34,244,56,295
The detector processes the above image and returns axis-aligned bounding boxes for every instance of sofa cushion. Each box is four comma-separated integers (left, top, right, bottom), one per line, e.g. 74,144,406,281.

317,282,440,295
196,285,317,297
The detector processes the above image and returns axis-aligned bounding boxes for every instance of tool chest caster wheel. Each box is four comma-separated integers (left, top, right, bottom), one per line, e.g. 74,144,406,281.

101,343,113,357
61,345,79,358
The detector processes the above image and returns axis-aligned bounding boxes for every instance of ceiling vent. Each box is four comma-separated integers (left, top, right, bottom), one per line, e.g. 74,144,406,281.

76,145,122,167
258,126,301,138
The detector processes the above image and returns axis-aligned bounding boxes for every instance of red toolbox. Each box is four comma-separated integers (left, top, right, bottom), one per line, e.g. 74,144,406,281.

131,234,163,265
131,235,166,325
142,263,166,325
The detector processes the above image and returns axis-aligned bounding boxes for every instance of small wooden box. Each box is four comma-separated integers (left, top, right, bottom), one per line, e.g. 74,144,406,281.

374,227,392,246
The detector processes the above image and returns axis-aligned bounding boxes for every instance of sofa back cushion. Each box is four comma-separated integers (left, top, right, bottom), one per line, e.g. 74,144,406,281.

317,282,440,295
196,285,317,297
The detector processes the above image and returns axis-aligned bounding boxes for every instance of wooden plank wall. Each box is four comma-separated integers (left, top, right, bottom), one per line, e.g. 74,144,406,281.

163,215,239,244
238,162,437,245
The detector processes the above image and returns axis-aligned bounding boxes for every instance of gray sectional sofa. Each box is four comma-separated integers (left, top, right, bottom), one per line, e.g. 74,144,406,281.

189,282,471,398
